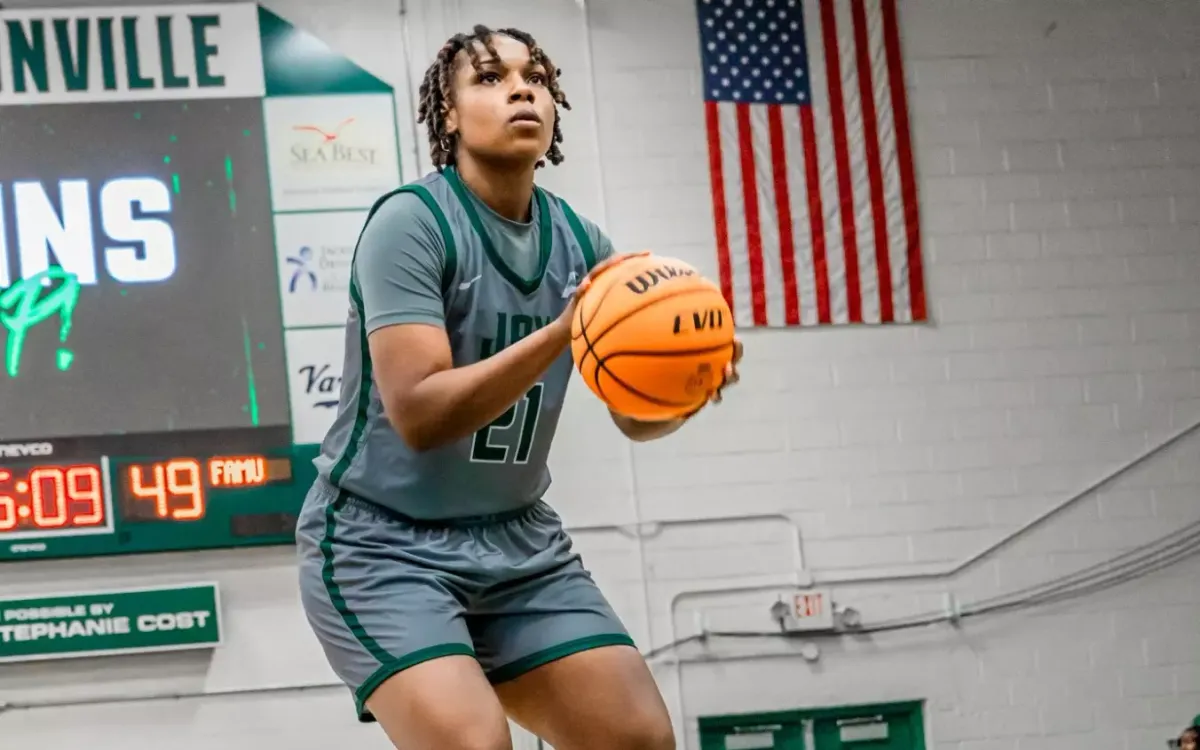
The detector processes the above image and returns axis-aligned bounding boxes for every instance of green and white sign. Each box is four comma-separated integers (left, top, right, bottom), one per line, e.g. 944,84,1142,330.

0,582,222,662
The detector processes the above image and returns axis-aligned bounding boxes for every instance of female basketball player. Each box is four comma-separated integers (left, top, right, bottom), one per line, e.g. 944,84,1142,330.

296,24,741,750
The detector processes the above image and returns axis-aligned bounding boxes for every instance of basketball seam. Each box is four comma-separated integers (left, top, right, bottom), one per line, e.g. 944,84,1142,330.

599,343,735,359
571,262,624,342
574,279,729,417
596,342,734,409
580,286,721,359
579,304,730,413
599,365,701,409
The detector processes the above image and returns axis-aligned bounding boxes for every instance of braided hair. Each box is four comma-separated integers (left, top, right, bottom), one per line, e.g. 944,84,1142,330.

416,25,570,170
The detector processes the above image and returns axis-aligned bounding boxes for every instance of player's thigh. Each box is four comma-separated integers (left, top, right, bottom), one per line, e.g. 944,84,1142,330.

368,655,513,750
495,643,673,750
295,482,511,749
471,508,673,750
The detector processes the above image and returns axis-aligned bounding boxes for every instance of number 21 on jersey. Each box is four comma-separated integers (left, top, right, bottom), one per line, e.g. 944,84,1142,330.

469,383,544,464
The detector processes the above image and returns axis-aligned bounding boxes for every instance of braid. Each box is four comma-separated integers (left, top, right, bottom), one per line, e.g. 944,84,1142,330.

416,25,571,170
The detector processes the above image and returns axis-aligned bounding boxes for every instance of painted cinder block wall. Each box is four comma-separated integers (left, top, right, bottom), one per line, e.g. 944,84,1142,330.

2,0,1199,749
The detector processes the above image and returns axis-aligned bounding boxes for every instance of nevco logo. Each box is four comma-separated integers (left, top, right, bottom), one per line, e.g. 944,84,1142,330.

0,442,53,458
9,543,48,554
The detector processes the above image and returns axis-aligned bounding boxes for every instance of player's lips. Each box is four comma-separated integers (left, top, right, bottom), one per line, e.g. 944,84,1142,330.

508,110,543,126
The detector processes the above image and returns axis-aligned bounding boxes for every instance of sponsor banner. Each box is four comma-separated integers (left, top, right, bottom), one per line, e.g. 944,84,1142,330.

284,327,345,445
263,93,401,211
274,210,363,328
0,583,222,662
0,3,264,105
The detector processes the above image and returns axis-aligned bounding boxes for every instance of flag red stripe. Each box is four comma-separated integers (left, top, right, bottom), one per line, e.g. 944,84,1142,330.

735,102,768,326
851,0,894,323
799,106,831,324
767,105,800,326
819,0,862,323
704,101,735,311
880,0,925,321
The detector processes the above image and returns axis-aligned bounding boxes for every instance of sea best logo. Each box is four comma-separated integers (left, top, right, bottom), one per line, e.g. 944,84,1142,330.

0,441,53,458
298,362,341,410
283,242,353,295
289,117,379,169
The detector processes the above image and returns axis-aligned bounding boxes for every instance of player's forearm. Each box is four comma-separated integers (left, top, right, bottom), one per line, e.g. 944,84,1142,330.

399,322,570,451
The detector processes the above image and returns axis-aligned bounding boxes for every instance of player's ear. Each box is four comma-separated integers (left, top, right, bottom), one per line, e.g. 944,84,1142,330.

445,108,459,136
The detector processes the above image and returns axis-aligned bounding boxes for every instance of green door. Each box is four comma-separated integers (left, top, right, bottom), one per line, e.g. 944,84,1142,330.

700,702,923,750
811,708,921,750
699,719,805,750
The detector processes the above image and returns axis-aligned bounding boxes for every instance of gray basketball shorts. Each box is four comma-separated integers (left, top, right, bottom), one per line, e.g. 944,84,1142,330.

296,476,634,722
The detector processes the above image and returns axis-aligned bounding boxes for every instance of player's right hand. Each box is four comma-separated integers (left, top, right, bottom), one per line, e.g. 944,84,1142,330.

555,251,651,335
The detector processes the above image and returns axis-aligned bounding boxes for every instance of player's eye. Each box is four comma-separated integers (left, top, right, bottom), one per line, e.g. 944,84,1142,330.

477,71,501,84
528,72,546,85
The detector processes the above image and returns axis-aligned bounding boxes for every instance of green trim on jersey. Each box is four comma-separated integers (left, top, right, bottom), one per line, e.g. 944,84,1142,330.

329,185,459,486
443,166,552,296
556,197,597,271
396,184,459,295
329,276,373,487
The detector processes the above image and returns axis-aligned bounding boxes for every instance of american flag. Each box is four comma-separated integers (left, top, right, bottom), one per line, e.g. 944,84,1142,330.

697,0,926,327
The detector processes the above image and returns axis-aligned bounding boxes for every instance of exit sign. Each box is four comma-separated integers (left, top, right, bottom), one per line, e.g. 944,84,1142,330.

790,588,835,631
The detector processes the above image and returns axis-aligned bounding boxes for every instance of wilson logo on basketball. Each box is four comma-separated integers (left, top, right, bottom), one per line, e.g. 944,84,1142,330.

672,308,725,334
623,265,697,294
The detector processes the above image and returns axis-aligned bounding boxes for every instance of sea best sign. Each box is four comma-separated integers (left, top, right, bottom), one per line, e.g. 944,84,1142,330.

0,583,222,662
0,3,264,104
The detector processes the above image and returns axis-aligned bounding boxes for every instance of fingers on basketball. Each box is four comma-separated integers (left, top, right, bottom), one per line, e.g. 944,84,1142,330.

588,250,650,283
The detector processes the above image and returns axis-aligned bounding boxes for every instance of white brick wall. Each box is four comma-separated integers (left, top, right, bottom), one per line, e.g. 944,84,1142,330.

3,0,1200,749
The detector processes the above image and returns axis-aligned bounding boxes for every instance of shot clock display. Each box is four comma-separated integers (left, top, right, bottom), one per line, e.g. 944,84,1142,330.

0,463,108,536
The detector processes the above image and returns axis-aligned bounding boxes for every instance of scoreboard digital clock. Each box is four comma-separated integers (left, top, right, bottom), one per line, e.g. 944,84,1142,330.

0,431,319,562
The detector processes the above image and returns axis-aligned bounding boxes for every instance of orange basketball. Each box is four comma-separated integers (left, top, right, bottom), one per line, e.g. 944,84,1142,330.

570,254,736,421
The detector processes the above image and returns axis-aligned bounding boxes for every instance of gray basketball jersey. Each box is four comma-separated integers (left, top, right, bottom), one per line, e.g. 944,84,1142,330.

313,167,599,520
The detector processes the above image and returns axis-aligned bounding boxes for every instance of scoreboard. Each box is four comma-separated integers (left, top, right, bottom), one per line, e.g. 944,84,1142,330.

0,95,309,563
0,433,318,561
0,3,403,563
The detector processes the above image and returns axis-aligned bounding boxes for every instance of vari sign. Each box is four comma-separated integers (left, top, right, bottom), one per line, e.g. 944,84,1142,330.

284,327,346,445
0,3,264,104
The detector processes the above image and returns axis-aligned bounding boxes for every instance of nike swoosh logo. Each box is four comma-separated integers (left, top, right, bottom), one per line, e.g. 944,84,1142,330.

458,274,482,291
561,285,578,299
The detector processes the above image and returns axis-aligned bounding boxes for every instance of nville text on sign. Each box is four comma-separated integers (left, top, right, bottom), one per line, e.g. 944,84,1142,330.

0,5,264,104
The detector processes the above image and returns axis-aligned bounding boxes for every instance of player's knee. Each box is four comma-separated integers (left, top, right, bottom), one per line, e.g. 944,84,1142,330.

617,707,676,750
383,712,512,750
453,721,514,750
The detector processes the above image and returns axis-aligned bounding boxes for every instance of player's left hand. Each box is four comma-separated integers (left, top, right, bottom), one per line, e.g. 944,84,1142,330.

709,336,742,405
678,336,742,422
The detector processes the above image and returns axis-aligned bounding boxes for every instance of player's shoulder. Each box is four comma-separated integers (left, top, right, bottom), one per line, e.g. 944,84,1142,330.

535,185,614,265
355,174,455,269
369,172,448,227
359,173,463,255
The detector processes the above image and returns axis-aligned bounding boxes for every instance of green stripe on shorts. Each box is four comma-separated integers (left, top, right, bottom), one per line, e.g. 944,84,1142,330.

320,492,393,664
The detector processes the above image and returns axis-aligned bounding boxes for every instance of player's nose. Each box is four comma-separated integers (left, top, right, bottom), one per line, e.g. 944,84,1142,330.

508,85,534,103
